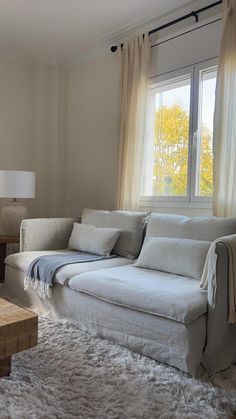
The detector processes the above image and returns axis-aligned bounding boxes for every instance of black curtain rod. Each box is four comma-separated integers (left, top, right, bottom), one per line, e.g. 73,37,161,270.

110,0,222,52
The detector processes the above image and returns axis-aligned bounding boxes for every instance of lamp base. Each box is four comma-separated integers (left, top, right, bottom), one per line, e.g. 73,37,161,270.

1,202,29,236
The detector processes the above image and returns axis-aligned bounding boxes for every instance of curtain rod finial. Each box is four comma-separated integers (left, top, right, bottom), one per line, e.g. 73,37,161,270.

111,45,118,53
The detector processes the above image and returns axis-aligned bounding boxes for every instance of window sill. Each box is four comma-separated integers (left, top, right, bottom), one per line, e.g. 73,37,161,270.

139,198,212,216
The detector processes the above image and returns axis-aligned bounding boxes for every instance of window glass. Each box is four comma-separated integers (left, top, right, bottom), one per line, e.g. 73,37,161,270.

196,67,217,196
143,61,217,203
144,75,191,197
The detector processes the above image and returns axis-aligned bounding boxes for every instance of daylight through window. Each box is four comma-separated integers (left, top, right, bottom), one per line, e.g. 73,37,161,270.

143,59,217,205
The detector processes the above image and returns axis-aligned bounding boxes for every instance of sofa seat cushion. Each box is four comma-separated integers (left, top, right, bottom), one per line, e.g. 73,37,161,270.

5,251,133,286
68,265,208,324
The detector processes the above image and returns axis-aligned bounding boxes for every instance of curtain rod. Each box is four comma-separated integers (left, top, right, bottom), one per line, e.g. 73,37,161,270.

110,0,222,52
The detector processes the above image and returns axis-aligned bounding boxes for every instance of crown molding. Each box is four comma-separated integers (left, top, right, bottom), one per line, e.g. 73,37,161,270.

69,0,223,68
0,0,222,68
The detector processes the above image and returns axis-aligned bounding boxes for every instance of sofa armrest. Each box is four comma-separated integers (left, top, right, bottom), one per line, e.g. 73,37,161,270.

20,218,79,252
202,241,236,374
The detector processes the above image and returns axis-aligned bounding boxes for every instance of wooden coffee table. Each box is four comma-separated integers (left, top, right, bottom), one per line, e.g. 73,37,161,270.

0,298,38,377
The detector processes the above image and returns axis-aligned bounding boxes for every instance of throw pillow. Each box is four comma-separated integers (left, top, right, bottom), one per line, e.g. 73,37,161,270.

135,237,211,280
68,223,120,256
81,208,147,259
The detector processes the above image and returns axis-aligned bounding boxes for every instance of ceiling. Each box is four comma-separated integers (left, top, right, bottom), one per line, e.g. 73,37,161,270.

0,0,197,65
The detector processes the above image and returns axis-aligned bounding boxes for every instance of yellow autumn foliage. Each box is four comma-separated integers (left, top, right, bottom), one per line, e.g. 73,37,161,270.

153,105,213,196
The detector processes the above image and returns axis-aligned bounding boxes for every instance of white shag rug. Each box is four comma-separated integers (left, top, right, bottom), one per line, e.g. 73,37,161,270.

0,317,235,419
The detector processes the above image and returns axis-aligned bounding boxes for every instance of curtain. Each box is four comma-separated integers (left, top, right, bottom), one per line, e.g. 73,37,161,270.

117,34,150,210
213,0,236,216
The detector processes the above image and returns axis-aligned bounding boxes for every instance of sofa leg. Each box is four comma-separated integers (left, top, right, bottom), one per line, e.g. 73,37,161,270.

0,357,11,377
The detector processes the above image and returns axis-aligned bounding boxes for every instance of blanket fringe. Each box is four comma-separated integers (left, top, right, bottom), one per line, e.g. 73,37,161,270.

24,276,52,299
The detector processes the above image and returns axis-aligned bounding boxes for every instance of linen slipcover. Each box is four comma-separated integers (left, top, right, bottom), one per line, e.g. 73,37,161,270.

68,265,208,324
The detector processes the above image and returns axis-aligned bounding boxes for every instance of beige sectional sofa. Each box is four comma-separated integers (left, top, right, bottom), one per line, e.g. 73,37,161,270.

4,210,236,376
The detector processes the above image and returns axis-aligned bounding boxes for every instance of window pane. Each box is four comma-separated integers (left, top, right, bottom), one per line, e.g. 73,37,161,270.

144,75,191,197
196,67,217,196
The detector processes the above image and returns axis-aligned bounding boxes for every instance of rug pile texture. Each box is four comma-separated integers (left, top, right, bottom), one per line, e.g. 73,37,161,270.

0,317,235,419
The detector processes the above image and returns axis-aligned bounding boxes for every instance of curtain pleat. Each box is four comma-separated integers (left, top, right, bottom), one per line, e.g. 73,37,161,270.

117,34,150,210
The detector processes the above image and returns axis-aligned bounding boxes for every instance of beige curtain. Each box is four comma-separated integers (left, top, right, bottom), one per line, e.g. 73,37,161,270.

213,0,236,216
117,34,150,210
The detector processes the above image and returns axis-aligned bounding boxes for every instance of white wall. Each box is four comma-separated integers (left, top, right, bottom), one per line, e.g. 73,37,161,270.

0,63,34,172
0,62,68,233
66,53,119,217
0,54,117,225
0,63,34,232
32,65,68,218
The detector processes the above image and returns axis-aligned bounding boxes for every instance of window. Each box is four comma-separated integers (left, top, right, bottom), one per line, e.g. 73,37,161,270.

196,67,217,197
142,59,217,206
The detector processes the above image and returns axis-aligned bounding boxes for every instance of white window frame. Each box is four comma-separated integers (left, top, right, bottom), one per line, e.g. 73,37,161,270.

190,59,217,203
140,57,217,210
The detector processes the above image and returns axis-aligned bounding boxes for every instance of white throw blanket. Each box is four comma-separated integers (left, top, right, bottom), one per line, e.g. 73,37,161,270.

200,235,236,324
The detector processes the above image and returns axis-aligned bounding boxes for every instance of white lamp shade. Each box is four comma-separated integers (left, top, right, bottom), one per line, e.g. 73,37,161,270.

0,170,35,199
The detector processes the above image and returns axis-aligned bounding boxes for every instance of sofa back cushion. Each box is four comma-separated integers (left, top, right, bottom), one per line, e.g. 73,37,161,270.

81,209,147,259
146,213,236,242
68,223,120,256
135,237,211,280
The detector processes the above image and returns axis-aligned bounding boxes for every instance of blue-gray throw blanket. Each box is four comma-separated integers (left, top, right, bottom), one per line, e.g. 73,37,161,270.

24,252,115,298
